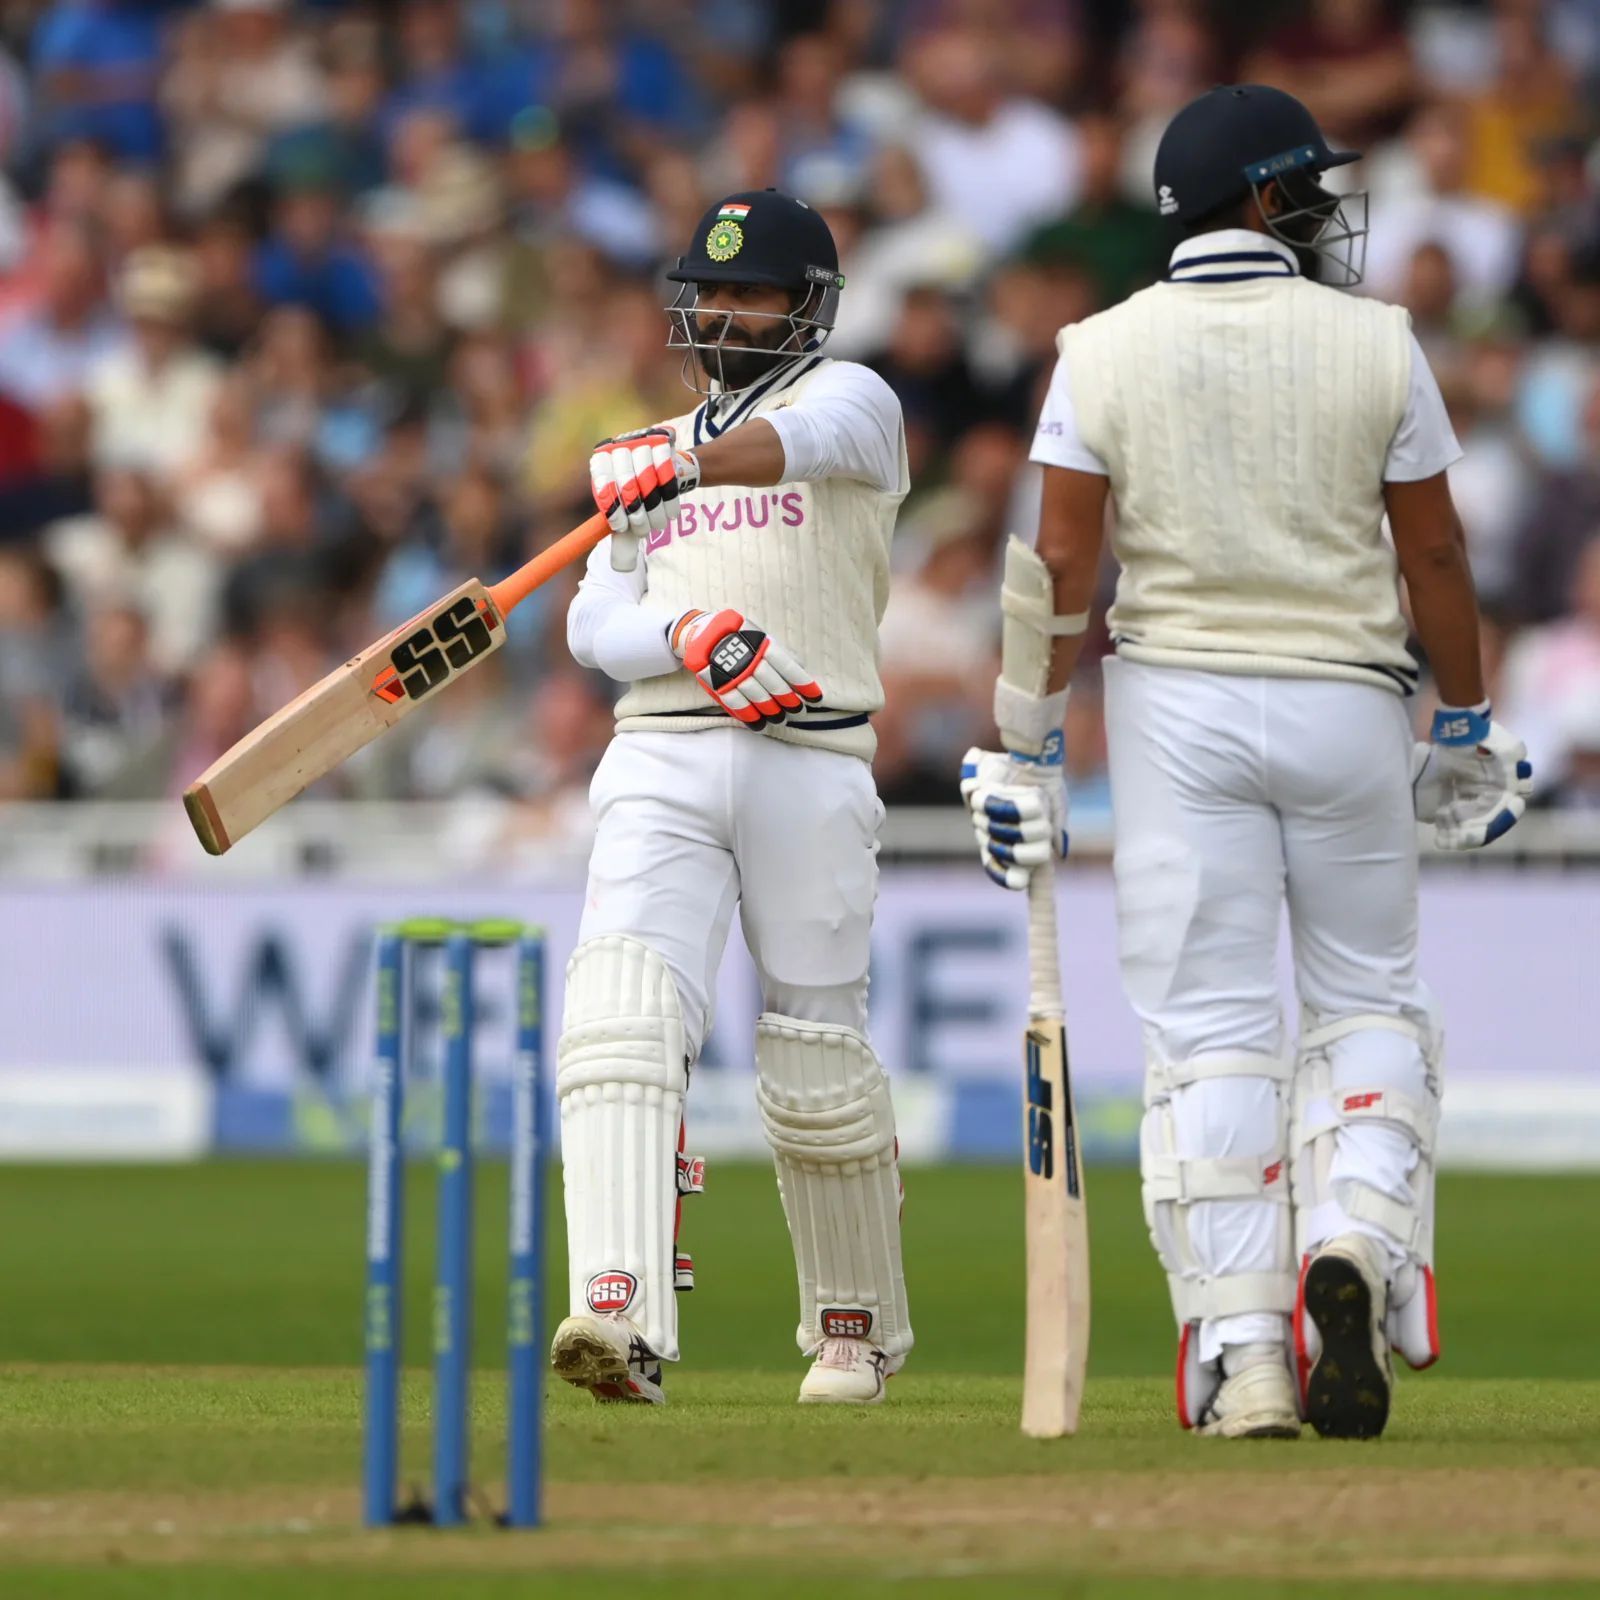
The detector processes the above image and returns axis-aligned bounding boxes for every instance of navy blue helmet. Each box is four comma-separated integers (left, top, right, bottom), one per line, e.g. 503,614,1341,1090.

1153,85,1368,286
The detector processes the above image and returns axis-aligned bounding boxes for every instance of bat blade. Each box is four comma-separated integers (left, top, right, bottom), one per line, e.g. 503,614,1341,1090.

1021,1014,1090,1438
183,578,503,855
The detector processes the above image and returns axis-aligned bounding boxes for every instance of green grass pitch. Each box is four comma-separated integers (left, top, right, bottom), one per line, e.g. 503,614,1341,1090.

1,1161,1597,1596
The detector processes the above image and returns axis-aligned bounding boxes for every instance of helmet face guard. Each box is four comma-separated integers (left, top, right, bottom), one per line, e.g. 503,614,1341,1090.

1245,148,1368,288
665,275,840,396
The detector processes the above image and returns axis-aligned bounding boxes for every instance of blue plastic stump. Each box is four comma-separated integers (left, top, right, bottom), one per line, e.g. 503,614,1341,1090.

432,933,475,1526
505,933,546,1527
362,932,406,1527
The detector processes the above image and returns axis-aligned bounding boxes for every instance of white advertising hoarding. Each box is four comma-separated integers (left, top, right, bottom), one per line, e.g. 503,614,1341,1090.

0,870,1594,1165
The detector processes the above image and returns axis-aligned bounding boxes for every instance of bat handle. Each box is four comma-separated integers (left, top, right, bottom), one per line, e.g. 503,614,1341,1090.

487,513,609,617
1027,860,1064,1022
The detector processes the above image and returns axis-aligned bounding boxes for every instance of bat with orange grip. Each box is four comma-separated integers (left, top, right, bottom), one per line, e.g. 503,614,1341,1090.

184,513,609,855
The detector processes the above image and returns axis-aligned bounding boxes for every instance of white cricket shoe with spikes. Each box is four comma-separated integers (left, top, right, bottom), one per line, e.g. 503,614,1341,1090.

550,1312,665,1405
1195,1359,1302,1439
798,1336,899,1405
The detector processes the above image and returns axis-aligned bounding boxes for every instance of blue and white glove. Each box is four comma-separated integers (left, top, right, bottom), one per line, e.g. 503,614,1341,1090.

959,733,1069,890
1411,702,1533,850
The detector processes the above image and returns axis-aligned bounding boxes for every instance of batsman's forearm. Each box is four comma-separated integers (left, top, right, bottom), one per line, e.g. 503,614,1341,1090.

1402,543,1487,707
1035,467,1109,696
691,418,786,489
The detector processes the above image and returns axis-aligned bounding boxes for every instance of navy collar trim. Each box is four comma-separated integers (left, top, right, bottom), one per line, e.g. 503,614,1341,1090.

693,353,823,445
1167,229,1299,284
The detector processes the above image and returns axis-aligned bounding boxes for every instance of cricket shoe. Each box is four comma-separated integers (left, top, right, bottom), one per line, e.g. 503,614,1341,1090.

1302,1232,1393,1439
1194,1356,1301,1439
798,1336,900,1405
549,1313,665,1405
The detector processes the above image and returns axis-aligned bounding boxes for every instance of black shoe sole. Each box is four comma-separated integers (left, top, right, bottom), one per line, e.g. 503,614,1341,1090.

1303,1253,1391,1440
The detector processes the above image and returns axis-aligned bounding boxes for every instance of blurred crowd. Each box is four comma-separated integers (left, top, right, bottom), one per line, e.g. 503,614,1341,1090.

1,0,1599,845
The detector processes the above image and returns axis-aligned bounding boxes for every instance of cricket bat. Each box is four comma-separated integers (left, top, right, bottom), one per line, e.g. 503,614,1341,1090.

1021,857,1090,1437
184,512,609,855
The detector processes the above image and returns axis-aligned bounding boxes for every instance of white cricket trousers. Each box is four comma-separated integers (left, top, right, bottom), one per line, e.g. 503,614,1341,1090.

578,728,882,1058
1105,657,1434,1363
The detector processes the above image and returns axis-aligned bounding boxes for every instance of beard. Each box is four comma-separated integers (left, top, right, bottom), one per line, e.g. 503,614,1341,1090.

694,315,798,391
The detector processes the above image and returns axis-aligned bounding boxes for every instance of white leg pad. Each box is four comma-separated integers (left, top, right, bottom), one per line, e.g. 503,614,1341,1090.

1140,1050,1297,1427
1291,1009,1442,1378
755,1014,913,1359
558,936,688,1361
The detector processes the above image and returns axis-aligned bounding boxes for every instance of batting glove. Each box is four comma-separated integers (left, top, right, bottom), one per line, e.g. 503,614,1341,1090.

590,426,701,572
959,735,1069,890
1411,702,1533,850
671,607,822,728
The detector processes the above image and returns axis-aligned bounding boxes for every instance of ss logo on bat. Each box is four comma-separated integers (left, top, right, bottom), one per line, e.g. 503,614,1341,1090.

389,595,494,699
1025,1030,1053,1180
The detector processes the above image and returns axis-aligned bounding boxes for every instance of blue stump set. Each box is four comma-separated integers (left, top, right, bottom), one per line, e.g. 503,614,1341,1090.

362,919,547,1529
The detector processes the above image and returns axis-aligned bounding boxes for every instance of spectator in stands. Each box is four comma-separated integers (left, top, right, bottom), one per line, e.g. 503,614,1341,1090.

1516,245,1600,470
381,0,505,152
823,142,982,360
502,105,657,271
1244,0,1416,149
248,305,347,456
88,245,222,480
906,28,1081,255
769,33,875,196
162,0,328,220
173,372,264,555
1364,101,1521,310
358,205,451,403
0,394,94,536
1399,239,1462,358
1460,1,1581,217
190,207,264,360
1020,111,1165,310
30,0,165,162
1501,536,1600,797
56,600,171,797
47,464,220,673
868,284,990,481
253,146,381,336
0,546,67,798
1443,318,1537,625
1509,377,1600,624
0,222,120,413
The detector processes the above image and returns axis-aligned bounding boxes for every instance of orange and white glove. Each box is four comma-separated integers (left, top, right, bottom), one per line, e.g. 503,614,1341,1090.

670,607,822,728
590,426,701,573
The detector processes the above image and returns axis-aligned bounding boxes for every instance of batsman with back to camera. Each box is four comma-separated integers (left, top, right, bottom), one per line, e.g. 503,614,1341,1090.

963,85,1533,1440
550,190,913,1405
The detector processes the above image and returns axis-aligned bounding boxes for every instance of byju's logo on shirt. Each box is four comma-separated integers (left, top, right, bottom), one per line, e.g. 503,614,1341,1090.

646,491,807,552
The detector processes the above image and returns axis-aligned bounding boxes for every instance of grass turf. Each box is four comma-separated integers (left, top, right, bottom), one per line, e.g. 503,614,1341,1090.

1,1163,1597,1594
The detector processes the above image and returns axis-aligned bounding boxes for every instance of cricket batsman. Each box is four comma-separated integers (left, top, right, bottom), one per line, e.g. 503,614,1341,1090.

549,189,913,1404
962,87,1532,1438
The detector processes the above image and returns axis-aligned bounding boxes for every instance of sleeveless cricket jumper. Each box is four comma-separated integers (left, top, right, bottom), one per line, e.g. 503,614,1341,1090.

577,355,909,1058
615,358,902,762
1032,230,1461,1376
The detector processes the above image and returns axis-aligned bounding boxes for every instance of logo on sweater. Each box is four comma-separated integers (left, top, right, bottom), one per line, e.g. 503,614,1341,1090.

645,491,808,551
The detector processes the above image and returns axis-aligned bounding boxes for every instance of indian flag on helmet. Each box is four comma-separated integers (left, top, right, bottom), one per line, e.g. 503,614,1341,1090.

717,203,752,221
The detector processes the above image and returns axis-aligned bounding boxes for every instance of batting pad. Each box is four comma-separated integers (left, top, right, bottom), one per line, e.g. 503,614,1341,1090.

558,936,688,1361
1291,1010,1442,1374
755,1015,913,1359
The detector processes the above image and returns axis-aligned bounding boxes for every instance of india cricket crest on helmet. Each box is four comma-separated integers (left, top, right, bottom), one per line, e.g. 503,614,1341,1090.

706,203,749,263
